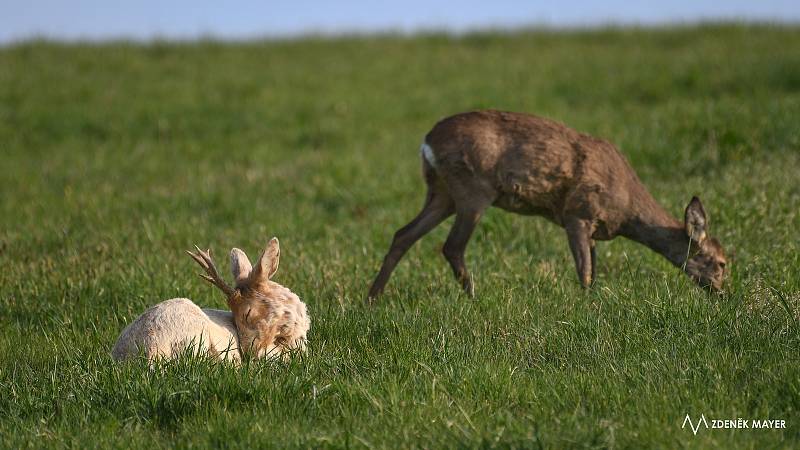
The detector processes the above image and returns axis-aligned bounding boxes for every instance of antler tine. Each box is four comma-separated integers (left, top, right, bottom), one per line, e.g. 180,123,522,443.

187,245,236,298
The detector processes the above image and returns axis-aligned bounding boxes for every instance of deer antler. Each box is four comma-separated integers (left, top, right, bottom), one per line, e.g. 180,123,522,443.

187,245,237,299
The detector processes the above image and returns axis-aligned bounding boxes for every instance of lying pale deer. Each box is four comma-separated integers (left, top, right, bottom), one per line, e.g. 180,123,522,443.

112,238,310,362
368,110,728,300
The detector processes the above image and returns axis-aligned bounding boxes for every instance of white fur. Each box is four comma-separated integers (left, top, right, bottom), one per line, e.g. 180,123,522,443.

111,298,240,363
420,141,437,169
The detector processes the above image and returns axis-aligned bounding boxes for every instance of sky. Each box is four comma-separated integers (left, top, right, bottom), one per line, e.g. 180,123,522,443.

1,0,799,43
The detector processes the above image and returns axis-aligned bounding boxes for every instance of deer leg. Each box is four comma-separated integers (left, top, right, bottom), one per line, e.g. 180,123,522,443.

590,240,597,286
254,322,281,359
565,218,594,288
443,208,485,297
368,193,454,301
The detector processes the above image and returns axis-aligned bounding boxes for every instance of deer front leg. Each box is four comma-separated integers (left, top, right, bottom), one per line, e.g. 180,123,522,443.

253,322,281,359
565,218,594,288
590,240,597,286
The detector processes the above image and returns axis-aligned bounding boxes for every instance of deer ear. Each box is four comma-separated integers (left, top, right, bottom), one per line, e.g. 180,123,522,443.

684,196,708,243
229,248,252,286
251,237,280,282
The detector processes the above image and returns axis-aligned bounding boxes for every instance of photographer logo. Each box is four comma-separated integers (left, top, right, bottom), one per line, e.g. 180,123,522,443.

682,414,786,435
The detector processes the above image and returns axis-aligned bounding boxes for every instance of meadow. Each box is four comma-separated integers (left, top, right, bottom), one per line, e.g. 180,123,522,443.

1,24,799,448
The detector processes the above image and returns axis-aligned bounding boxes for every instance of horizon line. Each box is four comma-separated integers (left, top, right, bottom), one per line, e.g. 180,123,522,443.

3,18,799,47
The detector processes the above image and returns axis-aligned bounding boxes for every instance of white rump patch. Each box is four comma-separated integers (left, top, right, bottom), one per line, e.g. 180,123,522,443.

420,141,437,169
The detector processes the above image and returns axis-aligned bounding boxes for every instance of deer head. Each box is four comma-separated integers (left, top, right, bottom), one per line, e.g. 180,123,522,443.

188,238,309,358
683,197,728,292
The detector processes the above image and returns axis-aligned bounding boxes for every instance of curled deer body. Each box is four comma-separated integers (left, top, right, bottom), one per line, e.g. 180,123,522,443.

113,238,309,362
368,110,728,300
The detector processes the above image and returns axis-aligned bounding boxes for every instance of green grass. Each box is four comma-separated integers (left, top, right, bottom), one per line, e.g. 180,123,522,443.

1,24,800,448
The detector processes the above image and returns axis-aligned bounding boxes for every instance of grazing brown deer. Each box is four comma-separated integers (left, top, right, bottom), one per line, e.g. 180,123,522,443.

368,110,728,300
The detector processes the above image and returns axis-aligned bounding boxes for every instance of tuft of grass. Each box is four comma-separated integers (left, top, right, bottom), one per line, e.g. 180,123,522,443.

1,24,799,448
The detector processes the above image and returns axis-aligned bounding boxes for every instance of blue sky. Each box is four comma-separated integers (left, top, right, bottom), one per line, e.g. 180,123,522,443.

1,0,798,43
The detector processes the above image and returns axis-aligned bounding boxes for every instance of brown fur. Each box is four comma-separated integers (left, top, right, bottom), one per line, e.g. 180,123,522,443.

368,110,728,299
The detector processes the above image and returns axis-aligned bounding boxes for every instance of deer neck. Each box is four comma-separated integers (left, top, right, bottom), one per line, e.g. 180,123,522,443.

620,195,689,268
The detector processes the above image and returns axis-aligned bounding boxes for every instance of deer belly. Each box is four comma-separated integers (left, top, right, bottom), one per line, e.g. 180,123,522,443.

493,193,554,217
493,177,560,220
493,168,566,218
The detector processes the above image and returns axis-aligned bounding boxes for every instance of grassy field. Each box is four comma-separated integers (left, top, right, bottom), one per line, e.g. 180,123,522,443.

1,24,800,448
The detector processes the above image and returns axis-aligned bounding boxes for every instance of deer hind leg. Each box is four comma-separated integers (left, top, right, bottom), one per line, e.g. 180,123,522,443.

367,190,454,301
565,217,594,288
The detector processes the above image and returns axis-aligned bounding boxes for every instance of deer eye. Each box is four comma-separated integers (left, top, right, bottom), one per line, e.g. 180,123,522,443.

719,262,726,269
